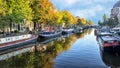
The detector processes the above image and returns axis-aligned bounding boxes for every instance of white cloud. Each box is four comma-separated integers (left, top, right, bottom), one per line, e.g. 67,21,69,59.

65,0,77,5
50,0,119,23
72,5,103,18
50,0,118,7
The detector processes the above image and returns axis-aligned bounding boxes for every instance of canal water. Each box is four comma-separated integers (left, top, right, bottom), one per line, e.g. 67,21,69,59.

0,29,120,68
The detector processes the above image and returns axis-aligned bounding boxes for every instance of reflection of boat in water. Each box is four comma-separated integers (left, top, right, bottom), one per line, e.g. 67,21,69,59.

37,33,72,44
101,51,120,68
37,35,62,44
39,31,61,38
0,46,33,60
0,29,91,67
0,34,38,53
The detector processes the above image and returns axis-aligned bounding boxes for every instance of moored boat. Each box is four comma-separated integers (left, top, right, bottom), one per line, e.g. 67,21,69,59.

38,31,62,38
62,28,74,35
101,50,120,68
97,32,119,53
0,34,38,52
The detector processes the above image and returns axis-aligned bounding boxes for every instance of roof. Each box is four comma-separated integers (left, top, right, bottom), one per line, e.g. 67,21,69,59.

99,32,112,36
101,36,116,41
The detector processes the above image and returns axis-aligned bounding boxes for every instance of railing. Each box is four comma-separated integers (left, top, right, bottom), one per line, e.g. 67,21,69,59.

0,34,32,44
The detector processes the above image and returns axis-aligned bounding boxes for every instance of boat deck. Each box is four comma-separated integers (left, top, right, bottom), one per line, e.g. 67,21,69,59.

0,35,37,48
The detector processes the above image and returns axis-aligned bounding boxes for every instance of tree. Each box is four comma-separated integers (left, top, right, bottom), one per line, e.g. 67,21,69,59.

5,0,33,31
55,10,63,26
80,18,87,26
103,13,107,22
98,20,103,26
0,14,8,32
61,10,75,27
0,0,8,32
77,18,82,26
107,16,119,27
30,0,54,29
87,20,93,25
102,13,108,26
72,17,78,25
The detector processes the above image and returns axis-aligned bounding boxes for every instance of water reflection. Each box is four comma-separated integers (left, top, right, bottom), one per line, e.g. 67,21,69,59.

0,29,107,68
0,31,83,67
95,29,120,68
75,29,92,39
101,50,120,68
54,29,108,68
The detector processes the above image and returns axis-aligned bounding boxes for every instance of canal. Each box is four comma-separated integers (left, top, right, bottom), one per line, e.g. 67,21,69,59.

0,29,120,68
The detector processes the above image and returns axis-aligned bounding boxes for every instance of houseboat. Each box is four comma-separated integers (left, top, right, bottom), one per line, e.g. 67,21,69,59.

38,26,62,38
97,32,119,53
38,31,62,38
62,28,74,35
0,34,38,52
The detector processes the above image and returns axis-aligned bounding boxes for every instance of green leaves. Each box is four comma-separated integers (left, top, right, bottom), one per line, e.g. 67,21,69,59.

98,13,119,27
0,0,93,31
6,0,32,23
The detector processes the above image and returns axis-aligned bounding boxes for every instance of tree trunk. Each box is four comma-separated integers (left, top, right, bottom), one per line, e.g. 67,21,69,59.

9,21,12,32
34,22,36,30
18,24,20,31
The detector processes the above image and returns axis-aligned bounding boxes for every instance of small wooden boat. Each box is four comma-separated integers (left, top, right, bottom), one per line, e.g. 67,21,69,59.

0,34,38,52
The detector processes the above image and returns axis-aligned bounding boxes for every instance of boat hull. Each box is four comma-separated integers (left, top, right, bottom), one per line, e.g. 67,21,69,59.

0,35,38,52
39,32,61,38
97,36,120,54
101,46,120,53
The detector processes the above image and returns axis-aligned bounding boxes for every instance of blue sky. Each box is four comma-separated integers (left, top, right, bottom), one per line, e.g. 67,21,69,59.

50,0,119,24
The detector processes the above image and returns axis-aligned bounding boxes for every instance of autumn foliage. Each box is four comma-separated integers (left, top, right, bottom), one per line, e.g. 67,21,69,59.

0,0,93,31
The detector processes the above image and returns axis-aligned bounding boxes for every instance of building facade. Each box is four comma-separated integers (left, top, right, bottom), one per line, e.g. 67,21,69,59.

111,0,120,23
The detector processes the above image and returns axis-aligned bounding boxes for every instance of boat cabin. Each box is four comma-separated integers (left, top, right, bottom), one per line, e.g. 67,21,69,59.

98,34,118,48
111,28,120,33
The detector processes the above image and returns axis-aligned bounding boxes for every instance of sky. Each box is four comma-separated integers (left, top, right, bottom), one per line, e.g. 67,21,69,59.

50,0,119,24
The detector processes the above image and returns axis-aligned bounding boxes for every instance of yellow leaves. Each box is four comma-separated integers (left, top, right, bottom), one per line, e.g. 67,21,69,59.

87,20,93,25
80,18,86,25
71,16,78,25
31,0,94,26
48,9,54,16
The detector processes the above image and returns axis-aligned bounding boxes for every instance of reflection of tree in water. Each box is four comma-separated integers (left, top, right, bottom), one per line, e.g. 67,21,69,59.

79,29,93,38
87,29,92,35
47,35,77,54
0,34,79,68
0,29,93,68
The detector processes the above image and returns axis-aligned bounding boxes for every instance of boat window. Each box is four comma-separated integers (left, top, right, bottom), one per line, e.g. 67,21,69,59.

118,33,120,35
15,37,19,39
113,28,120,32
8,38,10,40
6,38,8,41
